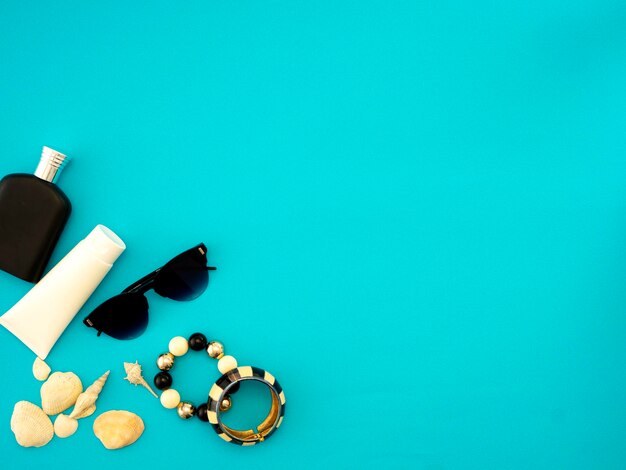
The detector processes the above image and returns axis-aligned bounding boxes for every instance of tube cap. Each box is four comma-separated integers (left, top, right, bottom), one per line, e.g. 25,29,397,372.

85,225,126,265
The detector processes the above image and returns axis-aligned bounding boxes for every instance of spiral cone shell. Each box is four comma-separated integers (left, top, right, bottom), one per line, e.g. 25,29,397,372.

69,370,110,419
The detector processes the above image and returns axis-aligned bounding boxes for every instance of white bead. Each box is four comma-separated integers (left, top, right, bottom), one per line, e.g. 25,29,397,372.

160,389,181,409
217,355,238,374
168,336,189,356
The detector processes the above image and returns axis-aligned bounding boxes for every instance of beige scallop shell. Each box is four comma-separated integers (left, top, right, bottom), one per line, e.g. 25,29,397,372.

10,401,54,447
41,372,83,415
93,410,144,450
54,414,78,438
33,357,51,381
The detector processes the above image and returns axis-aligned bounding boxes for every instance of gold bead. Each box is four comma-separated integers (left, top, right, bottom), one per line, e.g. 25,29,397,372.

157,352,175,371
219,396,232,412
177,401,195,419
207,341,224,359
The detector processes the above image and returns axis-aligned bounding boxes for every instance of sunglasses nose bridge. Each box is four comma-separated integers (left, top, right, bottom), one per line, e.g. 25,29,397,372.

122,268,161,295
134,280,156,295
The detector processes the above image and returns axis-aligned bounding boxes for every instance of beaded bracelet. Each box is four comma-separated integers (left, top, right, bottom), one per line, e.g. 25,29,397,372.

154,332,286,445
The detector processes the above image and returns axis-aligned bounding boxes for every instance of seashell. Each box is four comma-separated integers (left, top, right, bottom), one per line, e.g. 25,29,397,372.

93,410,144,450
10,401,54,447
123,361,158,398
33,357,51,381
70,370,110,419
54,414,78,438
41,371,83,415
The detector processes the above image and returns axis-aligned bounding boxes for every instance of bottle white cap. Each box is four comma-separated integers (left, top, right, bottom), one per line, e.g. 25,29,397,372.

84,225,126,265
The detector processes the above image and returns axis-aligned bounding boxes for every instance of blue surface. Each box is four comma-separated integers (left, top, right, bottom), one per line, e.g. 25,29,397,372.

1,1,626,468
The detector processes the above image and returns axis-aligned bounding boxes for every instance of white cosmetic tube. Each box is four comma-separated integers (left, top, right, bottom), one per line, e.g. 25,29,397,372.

0,224,125,358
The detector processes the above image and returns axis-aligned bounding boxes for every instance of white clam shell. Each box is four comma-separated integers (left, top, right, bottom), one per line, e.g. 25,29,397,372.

54,414,78,438
33,357,51,381
93,410,144,450
10,401,54,447
41,372,83,415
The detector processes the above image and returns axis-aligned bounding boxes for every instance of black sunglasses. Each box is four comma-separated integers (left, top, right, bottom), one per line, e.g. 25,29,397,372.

84,243,216,340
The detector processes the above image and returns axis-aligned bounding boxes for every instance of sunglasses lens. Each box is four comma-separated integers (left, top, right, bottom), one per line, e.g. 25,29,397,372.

84,292,149,339
154,248,209,301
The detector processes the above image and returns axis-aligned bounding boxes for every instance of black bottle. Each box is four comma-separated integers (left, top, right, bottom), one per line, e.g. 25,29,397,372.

0,147,72,282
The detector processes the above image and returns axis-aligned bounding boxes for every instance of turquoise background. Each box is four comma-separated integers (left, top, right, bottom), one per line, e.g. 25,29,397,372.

1,1,625,468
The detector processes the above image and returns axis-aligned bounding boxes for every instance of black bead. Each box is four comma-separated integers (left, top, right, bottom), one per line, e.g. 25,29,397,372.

188,332,208,351
154,371,172,390
196,403,209,422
